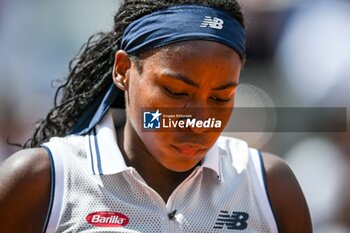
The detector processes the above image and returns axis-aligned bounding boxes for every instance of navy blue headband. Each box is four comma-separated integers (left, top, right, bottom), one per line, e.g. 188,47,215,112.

121,4,245,58
70,4,245,135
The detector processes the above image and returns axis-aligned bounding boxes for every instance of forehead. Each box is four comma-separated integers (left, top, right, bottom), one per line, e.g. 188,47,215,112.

137,40,241,65
132,40,241,87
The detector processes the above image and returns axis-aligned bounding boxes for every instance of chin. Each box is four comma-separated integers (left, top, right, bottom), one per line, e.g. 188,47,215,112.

163,163,198,173
159,152,204,173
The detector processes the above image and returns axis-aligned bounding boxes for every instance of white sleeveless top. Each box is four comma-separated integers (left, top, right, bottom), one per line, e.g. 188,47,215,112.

42,111,278,233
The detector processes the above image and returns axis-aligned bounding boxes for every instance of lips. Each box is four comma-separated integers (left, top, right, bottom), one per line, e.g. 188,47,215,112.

172,144,206,157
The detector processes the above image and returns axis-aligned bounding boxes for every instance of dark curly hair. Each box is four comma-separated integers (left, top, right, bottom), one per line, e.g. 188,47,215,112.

25,0,244,148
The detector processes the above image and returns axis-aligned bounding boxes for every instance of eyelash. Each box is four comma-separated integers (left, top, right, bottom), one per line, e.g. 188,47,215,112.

163,87,232,103
164,87,188,97
209,96,232,103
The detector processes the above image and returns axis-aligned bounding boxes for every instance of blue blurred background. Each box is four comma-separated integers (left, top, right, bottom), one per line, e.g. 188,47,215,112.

0,0,349,232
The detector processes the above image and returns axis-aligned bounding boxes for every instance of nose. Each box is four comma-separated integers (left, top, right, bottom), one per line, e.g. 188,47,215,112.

183,99,212,134
189,122,210,134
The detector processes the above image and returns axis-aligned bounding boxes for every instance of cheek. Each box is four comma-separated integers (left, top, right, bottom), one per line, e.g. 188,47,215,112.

126,78,166,134
139,132,168,153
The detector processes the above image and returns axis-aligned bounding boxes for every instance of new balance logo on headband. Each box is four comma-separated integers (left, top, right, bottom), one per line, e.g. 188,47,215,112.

200,16,224,29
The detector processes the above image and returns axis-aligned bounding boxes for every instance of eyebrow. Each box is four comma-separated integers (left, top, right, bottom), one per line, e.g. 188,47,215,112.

212,81,238,91
162,70,200,88
161,70,238,90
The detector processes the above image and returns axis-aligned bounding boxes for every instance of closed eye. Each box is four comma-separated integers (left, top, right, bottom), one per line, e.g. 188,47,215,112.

164,87,188,97
210,96,232,103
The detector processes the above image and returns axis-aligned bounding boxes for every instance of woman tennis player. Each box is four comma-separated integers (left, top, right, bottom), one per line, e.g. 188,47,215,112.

0,0,311,232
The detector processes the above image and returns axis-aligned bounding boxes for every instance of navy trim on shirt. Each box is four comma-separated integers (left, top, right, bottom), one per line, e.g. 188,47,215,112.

92,127,103,175
40,145,56,233
88,131,96,175
257,150,280,233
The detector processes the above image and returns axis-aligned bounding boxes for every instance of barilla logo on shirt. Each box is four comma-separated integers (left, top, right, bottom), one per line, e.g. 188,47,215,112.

86,211,129,227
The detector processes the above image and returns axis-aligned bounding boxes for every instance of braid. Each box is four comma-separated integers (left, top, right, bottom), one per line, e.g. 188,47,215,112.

26,0,244,148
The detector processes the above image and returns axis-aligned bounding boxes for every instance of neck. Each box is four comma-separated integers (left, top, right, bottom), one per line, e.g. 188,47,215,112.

116,121,194,202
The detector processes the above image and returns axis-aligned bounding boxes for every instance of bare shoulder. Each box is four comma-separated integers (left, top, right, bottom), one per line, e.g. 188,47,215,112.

0,148,51,232
261,152,312,233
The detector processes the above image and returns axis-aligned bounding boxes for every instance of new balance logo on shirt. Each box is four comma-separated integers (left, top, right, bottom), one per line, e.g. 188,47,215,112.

200,16,224,29
214,210,249,230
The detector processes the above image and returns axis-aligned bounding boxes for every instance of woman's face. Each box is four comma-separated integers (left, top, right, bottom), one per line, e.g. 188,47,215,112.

116,40,242,172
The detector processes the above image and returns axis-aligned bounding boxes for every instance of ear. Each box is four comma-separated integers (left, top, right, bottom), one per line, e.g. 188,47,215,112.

113,50,131,91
